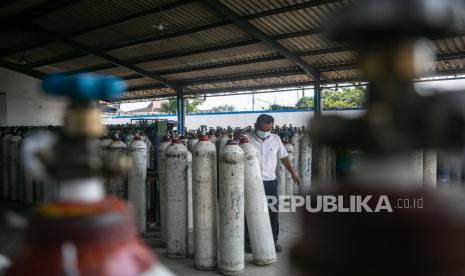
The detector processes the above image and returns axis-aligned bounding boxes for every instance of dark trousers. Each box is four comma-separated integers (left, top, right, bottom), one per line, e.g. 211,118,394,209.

246,179,279,243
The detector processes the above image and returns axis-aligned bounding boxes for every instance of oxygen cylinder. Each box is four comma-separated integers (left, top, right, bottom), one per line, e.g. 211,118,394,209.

187,138,199,152
192,135,217,270
284,142,294,196
142,136,152,169
291,132,300,194
240,137,276,266
299,132,312,194
2,133,13,199
107,139,127,199
219,140,245,275
158,137,171,247
186,150,194,256
99,137,112,151
165,138,188,259
276,160,286,196
209,134,217,146
217,133,229,156
9,134,22,201
125,134,134,147
128,137,147,232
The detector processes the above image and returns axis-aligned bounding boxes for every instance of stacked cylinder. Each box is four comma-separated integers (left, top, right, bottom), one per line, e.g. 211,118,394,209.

240,137,276,266
128,136,147,232
219,139,245,275
165,138,189,259
192,134,217,270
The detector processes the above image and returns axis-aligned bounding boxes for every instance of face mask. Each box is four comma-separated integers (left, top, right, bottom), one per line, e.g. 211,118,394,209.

256,130,271,139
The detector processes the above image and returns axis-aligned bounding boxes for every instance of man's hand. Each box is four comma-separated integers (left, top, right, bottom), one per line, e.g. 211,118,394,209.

291,171,300,185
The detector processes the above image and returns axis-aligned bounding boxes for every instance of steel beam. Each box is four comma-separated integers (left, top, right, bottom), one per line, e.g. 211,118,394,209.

0,59,44,79
201,0,324,80
22,24,176,89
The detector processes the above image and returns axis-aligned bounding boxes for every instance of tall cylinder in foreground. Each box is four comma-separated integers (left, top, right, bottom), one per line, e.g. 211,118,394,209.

128,137,147,232
107,140,127,199
299,132,312,194
276,160,286,197
158,138,171,247
219,141,245,275
240,138,276,266
192,135,217,270
284,142,294,196
165,139,188,259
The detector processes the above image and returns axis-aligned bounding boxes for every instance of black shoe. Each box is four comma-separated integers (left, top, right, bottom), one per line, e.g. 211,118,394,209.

275,243,283,253
245,243,252,253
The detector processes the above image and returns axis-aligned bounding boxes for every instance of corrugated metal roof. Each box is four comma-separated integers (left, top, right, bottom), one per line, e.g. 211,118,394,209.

73,1,222,48
34,0,177,34
1,0,465,102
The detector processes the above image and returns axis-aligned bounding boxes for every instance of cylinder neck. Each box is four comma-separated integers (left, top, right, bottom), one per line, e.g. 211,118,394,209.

172,138,181,144
199,135,209,141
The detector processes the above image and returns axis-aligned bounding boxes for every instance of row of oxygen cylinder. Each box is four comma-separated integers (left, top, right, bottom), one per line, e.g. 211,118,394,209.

99,134,154,232
157,131,311,275
1,130,60,204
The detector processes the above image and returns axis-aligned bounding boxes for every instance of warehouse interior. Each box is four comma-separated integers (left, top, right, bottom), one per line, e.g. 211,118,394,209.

2,0,465,275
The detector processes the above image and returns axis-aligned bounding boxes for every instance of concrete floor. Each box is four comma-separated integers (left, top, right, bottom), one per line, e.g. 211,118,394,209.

0,202,302,275
143,211,301,276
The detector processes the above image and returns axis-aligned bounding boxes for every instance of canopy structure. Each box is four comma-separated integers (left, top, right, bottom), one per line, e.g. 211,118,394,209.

1,0,465,102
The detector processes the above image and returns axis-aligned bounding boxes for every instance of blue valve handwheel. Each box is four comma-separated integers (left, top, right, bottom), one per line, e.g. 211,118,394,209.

42,73,126,100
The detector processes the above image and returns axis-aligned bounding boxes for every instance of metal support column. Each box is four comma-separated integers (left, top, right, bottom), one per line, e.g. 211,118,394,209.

176,86,185,135
314,71,321,119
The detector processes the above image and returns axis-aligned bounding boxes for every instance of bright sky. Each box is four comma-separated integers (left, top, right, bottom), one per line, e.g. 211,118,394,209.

120,78,465,112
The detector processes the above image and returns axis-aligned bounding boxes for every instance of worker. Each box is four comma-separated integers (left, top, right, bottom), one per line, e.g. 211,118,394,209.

246,114,300,253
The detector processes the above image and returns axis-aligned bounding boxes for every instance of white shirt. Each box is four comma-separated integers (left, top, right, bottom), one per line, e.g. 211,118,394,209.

247,131,288,181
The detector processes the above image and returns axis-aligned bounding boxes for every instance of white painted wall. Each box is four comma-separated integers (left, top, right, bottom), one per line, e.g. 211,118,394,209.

0,67,66,126
104,109,365,129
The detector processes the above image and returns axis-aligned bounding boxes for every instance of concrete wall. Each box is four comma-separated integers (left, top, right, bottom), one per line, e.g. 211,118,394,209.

105,109,365,129
0,67,66,126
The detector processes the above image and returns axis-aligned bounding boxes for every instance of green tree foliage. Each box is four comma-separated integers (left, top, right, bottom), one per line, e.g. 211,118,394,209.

294,87,367,109
210,104,235,112
160,99,202,114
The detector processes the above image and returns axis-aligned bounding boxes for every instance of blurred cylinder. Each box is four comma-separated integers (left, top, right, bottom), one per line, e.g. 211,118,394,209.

128,137,147,232
423,150,437,188
107,140,127,199
240,138,276,266
9,134,22,201
165,139,188,259
2,133,13,199
219,141,245,275
192,136,217,270
413,150,424,185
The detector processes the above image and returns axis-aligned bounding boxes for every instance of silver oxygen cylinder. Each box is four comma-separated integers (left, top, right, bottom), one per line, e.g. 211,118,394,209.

186,150,194,256
218,140,245,275
240,137,276,266
158,138,171,247
107,139,127,199
165,139,188,259
284,142,294,196
299,132,312,194
290,132,300,194
128,137,148,232
192,135,217,270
